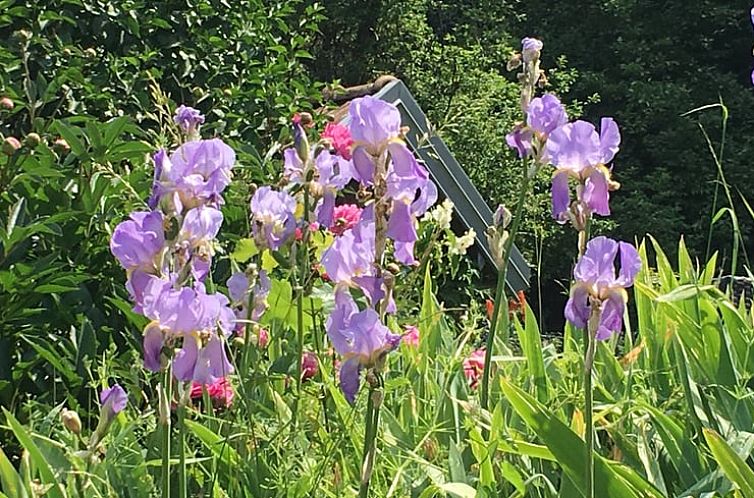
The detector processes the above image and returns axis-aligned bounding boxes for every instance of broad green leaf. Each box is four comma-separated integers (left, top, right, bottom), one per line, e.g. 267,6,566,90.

0,445,27,498
643,404,705,487
513,299,548,403
499,379,663,498
703,429,754,498
438,482,477,497
184,419,240,466
232,238,259,263
53,121,86,156
2,409,65,498
655,284,715,303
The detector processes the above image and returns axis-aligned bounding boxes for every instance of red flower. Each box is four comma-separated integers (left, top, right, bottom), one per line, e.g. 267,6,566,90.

463,349,486,389
190,377,234,408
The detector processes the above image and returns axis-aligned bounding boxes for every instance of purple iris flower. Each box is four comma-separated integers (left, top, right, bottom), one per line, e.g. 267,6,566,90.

564,237,641,340
383,141,435,264
141,285,235,384
283,148,305,184
174,105,205,135
546,118,621,221
178,206,223,281
110,211,165,273
321,213,375,286
126,271,173,315
313,150,354,227
152,139,235,213
506,94,567,158
181,206,223,246
326,290,401,403
100,383,128,416
226,269,271,328
349,96,402,152
349,96,402,184
250,186,297,251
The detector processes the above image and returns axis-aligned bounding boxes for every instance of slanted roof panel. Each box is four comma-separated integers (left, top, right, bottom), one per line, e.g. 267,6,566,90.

336,78,531,292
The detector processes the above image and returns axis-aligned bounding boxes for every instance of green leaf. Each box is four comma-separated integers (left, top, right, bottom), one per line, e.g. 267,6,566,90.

2,408,65,498
499,379,663,498
53,121,86,157
513,299,549,402
0,445,28,498
703,429,754,498
231,238,258,263
655,284,715,303
438,482,477,497
184,419,240,466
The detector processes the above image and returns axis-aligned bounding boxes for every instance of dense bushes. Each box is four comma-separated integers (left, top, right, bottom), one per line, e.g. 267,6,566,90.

0,0,323,413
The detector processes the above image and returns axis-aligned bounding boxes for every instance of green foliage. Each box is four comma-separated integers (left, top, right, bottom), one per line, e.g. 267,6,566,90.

0,0,324,419
3,235,754,497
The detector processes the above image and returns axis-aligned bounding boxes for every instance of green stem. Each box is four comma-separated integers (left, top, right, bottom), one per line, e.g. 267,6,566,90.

359,384,381,498
177,391,187,498
480,165,531,411
293,187,311,425
241,261,259,376
295,285,305,393
584,305,599,498
161,371,172,498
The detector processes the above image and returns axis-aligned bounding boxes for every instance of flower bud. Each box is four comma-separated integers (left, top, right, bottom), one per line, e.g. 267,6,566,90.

257,327,269,348
0,97,14,110
14,30,32,43
61,408,82,434
25,133,41,148
53,137,70,154
493,204,511,229
521,37,543,63
506,53,522,72
2,137,21,155
301,351,318,381
84,47,97,58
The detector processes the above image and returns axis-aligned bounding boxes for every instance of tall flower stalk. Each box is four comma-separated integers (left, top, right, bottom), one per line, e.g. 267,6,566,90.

110,105,237,498
480,37,566,410
565,237,640,497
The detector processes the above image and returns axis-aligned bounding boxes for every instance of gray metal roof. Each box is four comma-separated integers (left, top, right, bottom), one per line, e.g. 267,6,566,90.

372,79,531,292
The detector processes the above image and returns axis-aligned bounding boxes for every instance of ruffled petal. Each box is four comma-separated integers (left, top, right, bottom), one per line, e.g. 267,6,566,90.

143,322,165,372
173,335,200,381
551,171,571,222
564,284,590,329
339,357,362,404
387,200,417,243
616,242,641,287
598,117,621,164
596,290,626,340
582,167,611,216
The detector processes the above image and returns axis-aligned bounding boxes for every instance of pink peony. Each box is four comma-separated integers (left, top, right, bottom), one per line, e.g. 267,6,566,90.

463,349,486,389
328,204,362,236
403,325,420,347
190,377,234,408
257,328,269,348
321,122,354,160
301,351,318,381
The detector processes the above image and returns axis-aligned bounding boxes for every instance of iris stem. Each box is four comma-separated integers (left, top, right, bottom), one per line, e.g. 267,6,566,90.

480,164,531,411
359,382,381,498
293,186,311,426
584,304,600,498
177,388,187,498
161,371,172,498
